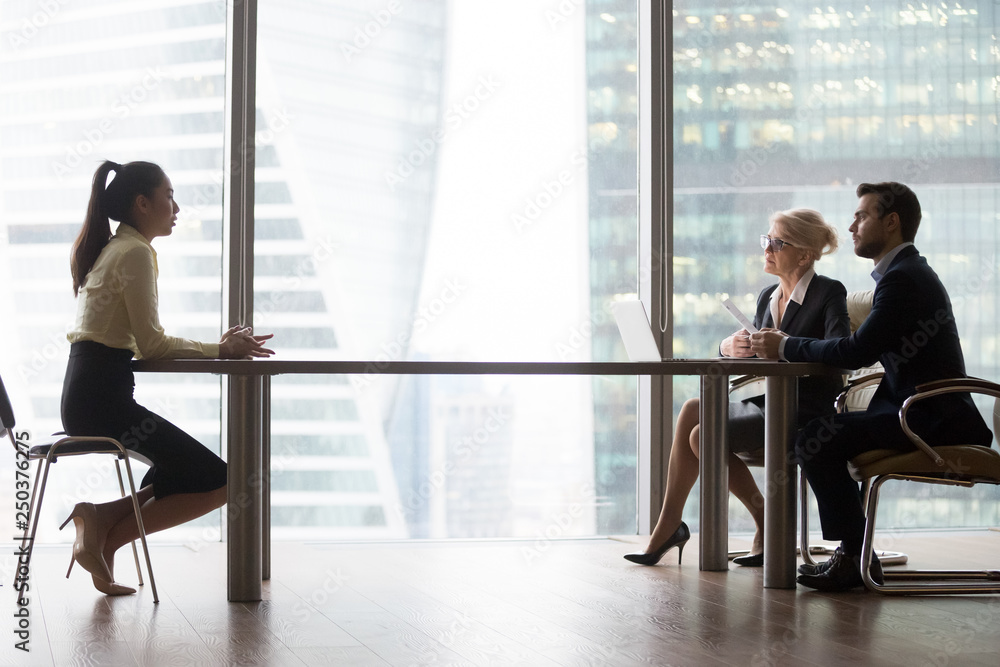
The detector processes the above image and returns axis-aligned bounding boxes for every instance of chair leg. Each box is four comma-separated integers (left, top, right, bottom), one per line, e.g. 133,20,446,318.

114,459,145,587
13,460,49,590
21,460,54,588
799,468,818,566
798,470,905,566
861,474,1000,595
856,478,907,567
20,460,44,552
121,456,158,603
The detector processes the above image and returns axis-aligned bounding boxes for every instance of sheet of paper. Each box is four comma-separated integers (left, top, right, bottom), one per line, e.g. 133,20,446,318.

722,298,758,333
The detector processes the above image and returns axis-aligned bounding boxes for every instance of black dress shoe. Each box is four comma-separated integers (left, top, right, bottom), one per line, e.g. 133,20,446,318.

798,546,842,576
624,521,691,566
732,552,763,567
797,549,883,592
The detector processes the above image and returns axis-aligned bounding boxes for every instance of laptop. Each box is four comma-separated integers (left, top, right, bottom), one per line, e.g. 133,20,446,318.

611,300,665,362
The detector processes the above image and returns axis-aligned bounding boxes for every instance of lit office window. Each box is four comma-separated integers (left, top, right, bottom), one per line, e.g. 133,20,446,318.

673,1,1000,533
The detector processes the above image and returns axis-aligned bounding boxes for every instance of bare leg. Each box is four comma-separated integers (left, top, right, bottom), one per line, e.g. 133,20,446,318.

645,398,701,552
686,433,765,555
645,398,766,555
84,485,227,580
725,454,765,555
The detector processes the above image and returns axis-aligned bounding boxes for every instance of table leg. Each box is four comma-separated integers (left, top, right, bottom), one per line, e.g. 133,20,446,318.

261,375,271,581
764,375,797,589
699,374,729,571
228,374,263,601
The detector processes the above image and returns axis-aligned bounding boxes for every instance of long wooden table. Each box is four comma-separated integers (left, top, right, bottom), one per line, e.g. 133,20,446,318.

132,358,834,600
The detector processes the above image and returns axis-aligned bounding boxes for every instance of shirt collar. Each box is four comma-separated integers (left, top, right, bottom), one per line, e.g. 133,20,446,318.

871,242,913,283
114,222,155,252
769,267,815,327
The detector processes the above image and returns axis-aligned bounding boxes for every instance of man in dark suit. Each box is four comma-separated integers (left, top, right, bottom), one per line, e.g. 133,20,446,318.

750,182,992,591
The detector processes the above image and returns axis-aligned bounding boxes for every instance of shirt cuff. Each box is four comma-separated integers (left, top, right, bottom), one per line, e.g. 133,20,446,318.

777,336,788,361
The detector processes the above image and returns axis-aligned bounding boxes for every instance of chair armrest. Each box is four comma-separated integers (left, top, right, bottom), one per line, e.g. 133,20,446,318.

835,371,884,412
729,375,761,389
914,377,1000,394
899,377,1000,466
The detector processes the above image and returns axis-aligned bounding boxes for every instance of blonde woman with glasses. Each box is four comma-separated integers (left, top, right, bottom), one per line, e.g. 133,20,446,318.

625,209,849,567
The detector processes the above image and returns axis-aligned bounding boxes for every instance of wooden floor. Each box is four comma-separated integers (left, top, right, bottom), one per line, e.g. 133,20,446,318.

2,532,999,666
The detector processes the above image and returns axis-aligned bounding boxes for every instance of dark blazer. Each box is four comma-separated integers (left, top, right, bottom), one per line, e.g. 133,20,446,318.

751,273,851,424
783,245,991,446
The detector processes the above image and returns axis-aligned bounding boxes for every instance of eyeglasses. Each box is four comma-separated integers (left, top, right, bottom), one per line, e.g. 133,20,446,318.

760,235,794,252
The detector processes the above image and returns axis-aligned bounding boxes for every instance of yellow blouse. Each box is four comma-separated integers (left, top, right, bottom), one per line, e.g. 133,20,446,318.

67,223,220,359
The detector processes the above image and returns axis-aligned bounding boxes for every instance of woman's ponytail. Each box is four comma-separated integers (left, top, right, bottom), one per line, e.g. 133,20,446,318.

71,161,118,296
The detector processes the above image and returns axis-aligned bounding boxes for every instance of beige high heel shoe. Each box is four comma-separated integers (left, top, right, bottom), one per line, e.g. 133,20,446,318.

60,503,112,584
91,575,135,596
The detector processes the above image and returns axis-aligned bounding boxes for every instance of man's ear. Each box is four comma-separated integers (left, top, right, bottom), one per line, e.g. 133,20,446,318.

883,211,904,240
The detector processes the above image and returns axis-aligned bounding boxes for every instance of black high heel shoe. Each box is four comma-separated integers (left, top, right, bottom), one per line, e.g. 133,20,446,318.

732,552,764,567
624,521,690,566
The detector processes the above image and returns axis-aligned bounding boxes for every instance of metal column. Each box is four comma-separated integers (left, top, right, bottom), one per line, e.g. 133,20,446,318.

764,375,798,589
699,374,729,570
225,0,260,602
228,374,262,601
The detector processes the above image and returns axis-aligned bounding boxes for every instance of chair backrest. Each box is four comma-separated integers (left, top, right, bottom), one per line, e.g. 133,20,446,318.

841,290,883,412
847,289,874,332
993,397,999,446
0,374,17,443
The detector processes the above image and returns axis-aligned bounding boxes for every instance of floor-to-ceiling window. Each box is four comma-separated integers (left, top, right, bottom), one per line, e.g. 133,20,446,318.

252,0,642,539
0,0,227,546
0,0,644,547
671,1,1000,536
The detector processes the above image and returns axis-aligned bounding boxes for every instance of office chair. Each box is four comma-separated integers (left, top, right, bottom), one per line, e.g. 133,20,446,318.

0,373,158,603
851,377,1000,594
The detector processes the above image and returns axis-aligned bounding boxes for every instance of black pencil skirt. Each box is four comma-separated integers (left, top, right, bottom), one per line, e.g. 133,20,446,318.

727,395,767,454
61,341,227,499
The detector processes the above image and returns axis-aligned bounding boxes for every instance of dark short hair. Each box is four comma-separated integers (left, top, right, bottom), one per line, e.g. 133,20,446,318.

856,182,921,242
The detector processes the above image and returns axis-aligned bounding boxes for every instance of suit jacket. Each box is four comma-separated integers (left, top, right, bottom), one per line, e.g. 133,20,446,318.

783,245,991,446
751,273,851,424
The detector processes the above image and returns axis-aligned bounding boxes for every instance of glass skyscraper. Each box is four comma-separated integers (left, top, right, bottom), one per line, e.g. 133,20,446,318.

669,2,999,530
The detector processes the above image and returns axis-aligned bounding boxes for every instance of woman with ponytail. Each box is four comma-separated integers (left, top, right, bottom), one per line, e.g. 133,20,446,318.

61,160,274,596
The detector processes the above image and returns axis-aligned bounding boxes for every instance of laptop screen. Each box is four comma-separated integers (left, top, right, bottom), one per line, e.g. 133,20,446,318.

612,300,663,362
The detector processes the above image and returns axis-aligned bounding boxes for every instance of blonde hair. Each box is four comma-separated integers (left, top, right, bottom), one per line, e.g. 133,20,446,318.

770,208,838,262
